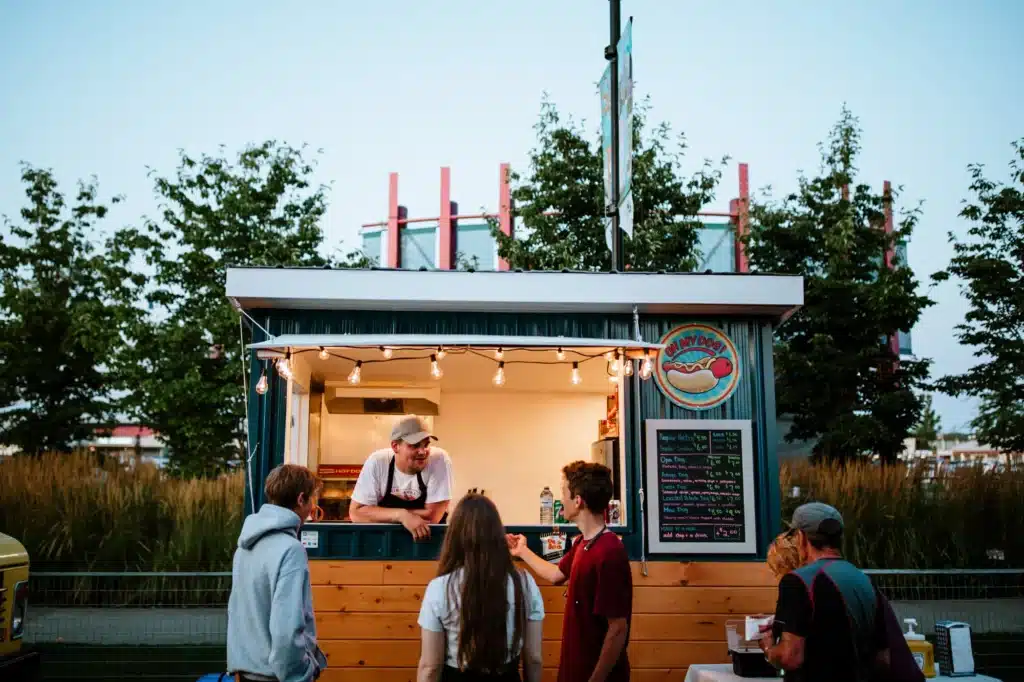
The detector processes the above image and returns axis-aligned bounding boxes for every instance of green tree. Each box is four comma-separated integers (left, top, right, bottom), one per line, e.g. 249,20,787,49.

913,393,942,452
745,108,934,462
493,97,725,271
0,166,124,453
111,142,332,477
933,140,1024,454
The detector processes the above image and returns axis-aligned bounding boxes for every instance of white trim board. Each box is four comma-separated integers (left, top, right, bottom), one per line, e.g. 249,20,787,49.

226,268,803,322
248,334,665,353
644,419,757,555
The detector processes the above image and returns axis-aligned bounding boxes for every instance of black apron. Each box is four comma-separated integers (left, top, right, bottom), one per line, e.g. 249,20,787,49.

377,456,448,523
378,456,428,509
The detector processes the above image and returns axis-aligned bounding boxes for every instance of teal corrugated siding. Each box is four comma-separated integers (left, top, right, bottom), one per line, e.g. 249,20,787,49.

245,308,779,560
633,316,779,558
263,310,634,339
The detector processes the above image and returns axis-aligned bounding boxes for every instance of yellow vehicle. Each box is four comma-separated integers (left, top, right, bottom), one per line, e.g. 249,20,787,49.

0,532,38,680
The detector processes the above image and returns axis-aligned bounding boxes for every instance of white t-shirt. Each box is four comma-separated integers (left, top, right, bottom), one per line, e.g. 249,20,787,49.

418,569,545,668
351,447,454,507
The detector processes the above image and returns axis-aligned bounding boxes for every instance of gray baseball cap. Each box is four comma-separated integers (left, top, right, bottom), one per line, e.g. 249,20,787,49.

390,415,437,444
789,502,844,535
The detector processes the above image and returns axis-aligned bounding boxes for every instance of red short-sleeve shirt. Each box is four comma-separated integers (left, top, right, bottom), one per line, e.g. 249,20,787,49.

556,531,633,682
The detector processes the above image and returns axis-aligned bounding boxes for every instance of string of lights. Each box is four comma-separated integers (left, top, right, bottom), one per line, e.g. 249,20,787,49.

253,344,655,395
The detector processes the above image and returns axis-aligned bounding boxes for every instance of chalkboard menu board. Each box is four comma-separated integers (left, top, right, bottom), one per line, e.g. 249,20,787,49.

644,419,756,554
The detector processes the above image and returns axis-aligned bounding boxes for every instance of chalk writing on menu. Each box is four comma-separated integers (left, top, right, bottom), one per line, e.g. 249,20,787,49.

656,428,745,543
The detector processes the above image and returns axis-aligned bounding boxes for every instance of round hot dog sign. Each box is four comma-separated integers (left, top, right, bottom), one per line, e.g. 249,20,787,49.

653,323,741,410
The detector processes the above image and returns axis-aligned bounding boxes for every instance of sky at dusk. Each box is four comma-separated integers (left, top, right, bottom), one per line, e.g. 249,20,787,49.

2,1,1022,431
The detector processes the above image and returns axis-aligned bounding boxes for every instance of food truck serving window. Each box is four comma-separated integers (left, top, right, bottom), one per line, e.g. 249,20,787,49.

250,334,663,528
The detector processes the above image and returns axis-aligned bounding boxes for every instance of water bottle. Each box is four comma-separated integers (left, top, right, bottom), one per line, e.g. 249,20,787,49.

540,486,554,524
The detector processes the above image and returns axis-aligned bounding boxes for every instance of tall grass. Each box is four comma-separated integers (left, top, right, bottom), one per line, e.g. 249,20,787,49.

781,459,1024,569
2,453,1022,574
0,452,244,572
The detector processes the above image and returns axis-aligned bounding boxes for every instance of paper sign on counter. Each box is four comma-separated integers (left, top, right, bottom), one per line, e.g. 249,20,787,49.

300,530,319,549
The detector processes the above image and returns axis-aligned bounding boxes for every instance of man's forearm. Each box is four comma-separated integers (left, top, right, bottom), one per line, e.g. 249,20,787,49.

349,505,405,523
516,547,563,584
588,621,628,682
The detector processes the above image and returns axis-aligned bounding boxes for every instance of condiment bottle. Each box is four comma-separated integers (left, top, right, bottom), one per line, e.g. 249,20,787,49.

904,618,935,678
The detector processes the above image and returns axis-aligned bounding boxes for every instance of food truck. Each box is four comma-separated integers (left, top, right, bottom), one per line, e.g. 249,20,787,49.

226,266,803,680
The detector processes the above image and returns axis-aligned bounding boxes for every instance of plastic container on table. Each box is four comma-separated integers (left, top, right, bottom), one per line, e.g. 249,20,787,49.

725,618,779,678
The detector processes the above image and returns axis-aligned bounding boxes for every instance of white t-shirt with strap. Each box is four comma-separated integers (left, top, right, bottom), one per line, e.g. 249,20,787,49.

418,568,546,668
351,447,454,506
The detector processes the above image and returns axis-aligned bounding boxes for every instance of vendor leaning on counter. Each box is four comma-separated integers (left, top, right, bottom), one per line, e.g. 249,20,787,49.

348,415,454,540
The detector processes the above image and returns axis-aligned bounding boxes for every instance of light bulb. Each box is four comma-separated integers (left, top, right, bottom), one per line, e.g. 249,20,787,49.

571,362,582,386
609,351,620,375
276,357,292,379
381,346,393,359
255,374,268,395
493,361,506,387
624,359,634,376
436,346,447,360
318,347,329,361
430,354,443,379
495,347,504,360
348,361,362,385
556,347,566,361
640,352,653,380
608,371,619,384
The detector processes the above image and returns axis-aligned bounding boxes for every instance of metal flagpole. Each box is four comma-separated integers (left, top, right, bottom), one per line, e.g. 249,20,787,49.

607,0,623,272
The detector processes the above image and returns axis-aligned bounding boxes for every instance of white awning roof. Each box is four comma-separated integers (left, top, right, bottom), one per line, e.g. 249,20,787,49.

226,268,804,322
249,334,664,353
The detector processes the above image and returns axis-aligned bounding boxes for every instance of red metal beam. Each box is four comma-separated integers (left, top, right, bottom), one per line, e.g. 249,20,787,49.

735,163,750,273
498,162,512,271
439,167,453,270
387,172,400,268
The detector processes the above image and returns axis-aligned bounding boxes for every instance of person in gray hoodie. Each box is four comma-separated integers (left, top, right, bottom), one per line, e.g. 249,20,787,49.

228,464,327,682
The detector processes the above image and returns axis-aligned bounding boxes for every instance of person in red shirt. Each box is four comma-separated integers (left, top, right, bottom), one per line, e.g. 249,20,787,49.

507,461,632,682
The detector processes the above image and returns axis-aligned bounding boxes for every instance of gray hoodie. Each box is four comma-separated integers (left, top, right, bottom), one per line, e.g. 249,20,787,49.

227,504,327,682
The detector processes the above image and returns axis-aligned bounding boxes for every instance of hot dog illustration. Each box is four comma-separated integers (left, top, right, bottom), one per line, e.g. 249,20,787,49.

662,355,733,394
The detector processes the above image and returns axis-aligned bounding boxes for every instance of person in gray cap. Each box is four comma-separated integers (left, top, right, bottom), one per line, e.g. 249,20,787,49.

759,502,891,682
349,415,454,541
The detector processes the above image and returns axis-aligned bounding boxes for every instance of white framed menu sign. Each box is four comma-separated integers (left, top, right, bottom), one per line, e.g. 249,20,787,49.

645,419,756,554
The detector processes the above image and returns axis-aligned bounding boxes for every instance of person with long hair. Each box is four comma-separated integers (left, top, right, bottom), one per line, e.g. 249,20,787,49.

417,493,545,682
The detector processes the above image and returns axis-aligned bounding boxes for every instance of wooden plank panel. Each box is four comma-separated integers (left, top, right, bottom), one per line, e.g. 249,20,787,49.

318,667,689,682
542,614,733,642
320,669,417,682
383,561,438,585
540,586,566,614
382,560,557,586
321,640,421,667
320,639,718,671
539,641,725,670
316,612,420,640
630,614,735,641
309,561,774,589
310,561,384,586
630,641,728,668
633,587,776,614
312,585,775,616
313,585,426,613
633,562,775,588
316,612,730,644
